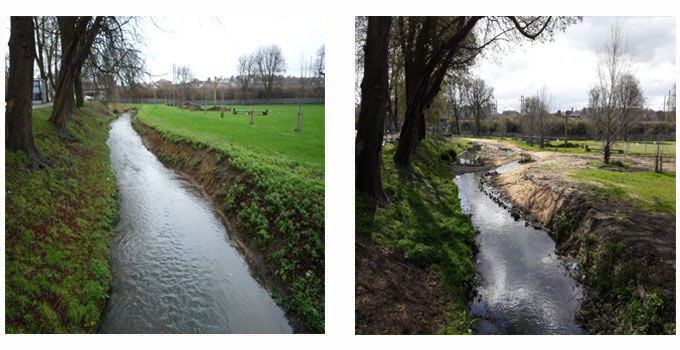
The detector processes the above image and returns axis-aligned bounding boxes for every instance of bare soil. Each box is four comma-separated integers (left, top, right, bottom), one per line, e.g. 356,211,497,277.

355,236,446,335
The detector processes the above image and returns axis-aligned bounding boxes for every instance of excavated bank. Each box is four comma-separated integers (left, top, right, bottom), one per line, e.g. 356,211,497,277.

484,144,675,334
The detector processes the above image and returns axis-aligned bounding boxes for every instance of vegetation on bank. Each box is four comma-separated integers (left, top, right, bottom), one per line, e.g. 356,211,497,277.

5,104,119,333
132,103,324,333
577,240,675,334
570,169,675,213
355,136,478,334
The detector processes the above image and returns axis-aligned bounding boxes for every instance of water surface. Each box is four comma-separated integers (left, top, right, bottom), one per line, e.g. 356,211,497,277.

100,114,291,334
454,161,583,334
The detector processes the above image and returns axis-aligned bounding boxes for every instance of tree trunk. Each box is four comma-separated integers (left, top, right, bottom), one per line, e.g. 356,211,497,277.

48,17,79,137
475,105,481,136
603,144,611,164
564,114,568,146
74,66,84,108
393,100,424,169
355,16,392,207
5,17,50,168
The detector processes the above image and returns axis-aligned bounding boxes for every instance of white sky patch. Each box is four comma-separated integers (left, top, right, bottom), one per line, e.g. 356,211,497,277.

140,16,327,82
472,16,676,113
1,16,327,83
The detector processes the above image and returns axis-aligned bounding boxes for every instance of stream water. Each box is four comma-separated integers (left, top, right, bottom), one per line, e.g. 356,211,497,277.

454,160,583,335
99,114,292,334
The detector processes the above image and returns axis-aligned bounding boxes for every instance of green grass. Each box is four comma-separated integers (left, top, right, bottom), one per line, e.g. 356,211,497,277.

356,136,477,334
475,136,676,156
570,169,675,212
132,104,324,170
132,103,324,333
5,103,119,333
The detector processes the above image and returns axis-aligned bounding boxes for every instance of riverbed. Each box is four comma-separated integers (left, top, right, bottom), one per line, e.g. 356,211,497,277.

100,113,291,334
454,160,583,335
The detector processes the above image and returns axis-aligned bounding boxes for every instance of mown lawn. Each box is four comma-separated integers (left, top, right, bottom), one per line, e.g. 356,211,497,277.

132,103,325,333
570,169,675,213
133,104,324,170
5,104,119,333
356,136,478,334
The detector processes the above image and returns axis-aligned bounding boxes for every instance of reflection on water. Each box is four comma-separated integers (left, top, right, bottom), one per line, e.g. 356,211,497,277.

100,114,291,334
454,162,582,335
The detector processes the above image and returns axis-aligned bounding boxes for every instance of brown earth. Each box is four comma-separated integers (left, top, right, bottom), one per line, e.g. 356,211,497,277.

355,236,446,335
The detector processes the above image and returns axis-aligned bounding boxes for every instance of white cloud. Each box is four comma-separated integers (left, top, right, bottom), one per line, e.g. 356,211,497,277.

472,16,675,112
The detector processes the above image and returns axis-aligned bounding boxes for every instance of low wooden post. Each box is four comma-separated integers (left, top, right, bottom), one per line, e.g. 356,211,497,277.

249,106,254,125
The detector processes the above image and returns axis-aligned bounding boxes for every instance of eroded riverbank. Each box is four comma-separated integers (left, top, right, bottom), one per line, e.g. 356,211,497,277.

100,113,291,334
458,138,676,334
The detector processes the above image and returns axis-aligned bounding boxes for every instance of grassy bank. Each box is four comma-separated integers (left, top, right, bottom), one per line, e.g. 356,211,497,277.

132,104,324,333
355,136,478,334
570,169,675,213
5,103,119,333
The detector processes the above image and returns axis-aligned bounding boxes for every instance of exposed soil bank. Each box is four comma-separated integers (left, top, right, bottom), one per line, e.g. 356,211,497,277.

132,119,318,333
472,138,676,334
355,236,447,334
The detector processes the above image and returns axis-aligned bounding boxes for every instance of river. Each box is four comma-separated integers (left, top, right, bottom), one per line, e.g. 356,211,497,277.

454,160,583,335
99,113,292,334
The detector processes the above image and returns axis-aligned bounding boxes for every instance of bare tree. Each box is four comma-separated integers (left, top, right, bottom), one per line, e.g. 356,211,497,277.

175,65,193,107
313,44,325,97
445,77,468,134
255,44,286,104
464,77,494,136
589,24,645,164
6,17,50,168
33,16,60,94
236,54,255,105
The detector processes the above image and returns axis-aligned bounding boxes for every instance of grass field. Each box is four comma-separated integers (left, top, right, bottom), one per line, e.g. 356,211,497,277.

5,104,118,333
133,103,325,332
570,169,675,213
481,136,676,156
132,104,324,170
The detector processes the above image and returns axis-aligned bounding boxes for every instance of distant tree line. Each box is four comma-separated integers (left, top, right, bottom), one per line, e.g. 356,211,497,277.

122,44,326,105
115,74,325,102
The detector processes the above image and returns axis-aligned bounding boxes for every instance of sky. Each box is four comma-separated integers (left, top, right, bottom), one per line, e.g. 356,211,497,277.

1,16,328,83
138,17,327,82
472,16,676,113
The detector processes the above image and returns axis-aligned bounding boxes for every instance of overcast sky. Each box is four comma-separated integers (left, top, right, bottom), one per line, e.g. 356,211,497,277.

1,16,327,83
473,16,676,113
139,17,327,82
